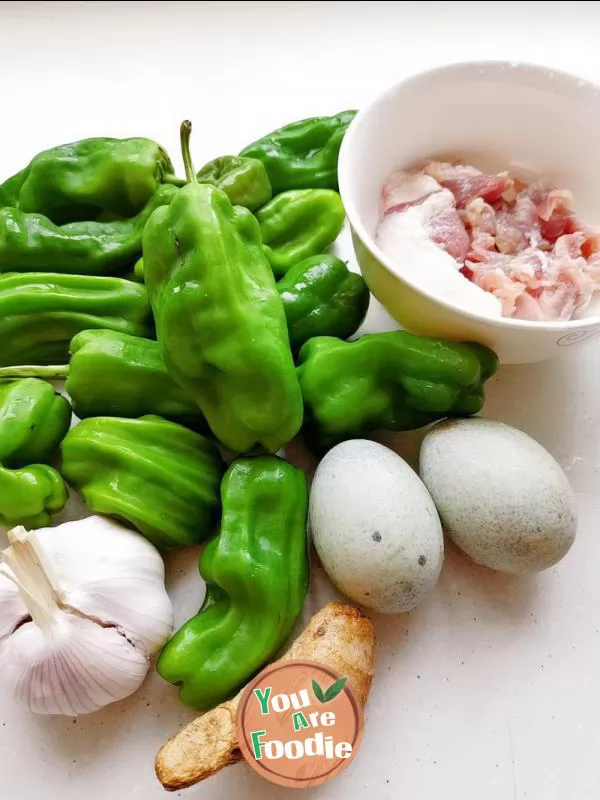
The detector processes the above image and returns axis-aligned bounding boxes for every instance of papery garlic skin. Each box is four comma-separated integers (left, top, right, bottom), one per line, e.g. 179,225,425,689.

0,572,27,643
0,516,175,716
38,516,174,654
0,610,149,715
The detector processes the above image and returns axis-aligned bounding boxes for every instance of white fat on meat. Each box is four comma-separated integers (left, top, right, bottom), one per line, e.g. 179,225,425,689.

381,172,442,215
376,190,503,318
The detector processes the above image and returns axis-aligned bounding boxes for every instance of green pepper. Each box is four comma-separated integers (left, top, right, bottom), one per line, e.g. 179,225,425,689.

0,464,68,529
3,332,202,427
0,272,152,366
196,155,272,211
256,189,346,277
63,330,206,427
297,332,499,451
133,257,145,282
124,253,367,350
240,110,357,192
157,455,309,710
0,185,177,276
279,254,369,352
60,415,224,550
144,121,303,453
0,257,369,416
0,378,70,528
0,136,177,224
0,378,71,468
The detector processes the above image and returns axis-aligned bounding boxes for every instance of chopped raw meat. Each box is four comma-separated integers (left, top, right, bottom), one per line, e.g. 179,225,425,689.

466,248,549,316
473,266,526,317
423,161,513,208
514,286,576,322
463,197,497,236
428,206,470,262
526,182,575,243
585,251,600,282
377,160,600,321
495,195,541,254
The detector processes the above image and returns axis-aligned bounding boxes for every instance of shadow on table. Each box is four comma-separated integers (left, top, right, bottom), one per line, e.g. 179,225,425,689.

30,666,199,767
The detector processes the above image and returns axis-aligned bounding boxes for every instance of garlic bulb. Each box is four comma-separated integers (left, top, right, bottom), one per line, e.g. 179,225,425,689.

0,516,174,716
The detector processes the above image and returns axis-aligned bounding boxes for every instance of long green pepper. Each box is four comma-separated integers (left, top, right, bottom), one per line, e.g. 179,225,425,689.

196,155,272,211
0,379,71,468
144,121,303,453
0,255,369,421
0,136,177,224
0,379,70,528
0,272,152,366
157,455,309,710
279,254,369,352
240,110,357,192
60,415,224,550
298,332,499,451
0,185,177,276
256,189,346,277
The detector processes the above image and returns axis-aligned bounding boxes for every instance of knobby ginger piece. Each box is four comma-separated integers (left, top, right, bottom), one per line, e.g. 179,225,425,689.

155,602,376,791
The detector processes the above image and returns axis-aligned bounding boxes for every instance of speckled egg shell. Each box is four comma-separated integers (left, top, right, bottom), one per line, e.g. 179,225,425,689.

419,418,577,574
309,439,444,614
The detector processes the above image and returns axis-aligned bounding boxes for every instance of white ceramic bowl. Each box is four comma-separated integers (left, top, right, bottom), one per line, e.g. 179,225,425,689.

338,61,600,364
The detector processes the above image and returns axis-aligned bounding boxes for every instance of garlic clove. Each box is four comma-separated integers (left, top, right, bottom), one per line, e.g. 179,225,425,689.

30,516,174,654
0,568,28,643
0,610,149,716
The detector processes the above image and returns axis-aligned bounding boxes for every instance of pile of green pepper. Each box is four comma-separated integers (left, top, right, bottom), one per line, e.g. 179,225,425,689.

0,110,499,711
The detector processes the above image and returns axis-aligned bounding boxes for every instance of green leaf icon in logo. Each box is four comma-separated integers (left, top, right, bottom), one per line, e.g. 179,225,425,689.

323,677,347,702
312,679,325,703
312,676,347,703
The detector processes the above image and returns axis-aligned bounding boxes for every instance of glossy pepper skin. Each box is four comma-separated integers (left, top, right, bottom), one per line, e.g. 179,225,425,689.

278,254,369,352
0,272,152,366
0,379,71,468
125,254,367,352
60,415,224,550
64,330,206,428
0,378,70,527
298,332,499,452
256,189,346,277
144,121,303,453
0,185,177,276
240,110,357,192
4,255,367,420
0,136,175,224
0,465,68,529
157,455,309,710
196,155,272,211
133,257,145,282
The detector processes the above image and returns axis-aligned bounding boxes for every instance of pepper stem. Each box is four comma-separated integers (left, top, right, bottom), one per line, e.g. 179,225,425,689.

180,120,198,184
0,365,69,379
162,174,186,188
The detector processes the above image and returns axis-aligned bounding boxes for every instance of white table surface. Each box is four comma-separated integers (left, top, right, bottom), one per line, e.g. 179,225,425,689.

1,2,600,798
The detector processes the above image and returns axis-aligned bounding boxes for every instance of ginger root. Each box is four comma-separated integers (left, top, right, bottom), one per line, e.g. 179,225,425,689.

155,601,376,791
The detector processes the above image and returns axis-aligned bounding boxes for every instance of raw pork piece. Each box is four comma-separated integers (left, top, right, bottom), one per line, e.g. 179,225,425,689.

377,159,600,322
424,161,513,208
380,170,470,262
526,182,575,243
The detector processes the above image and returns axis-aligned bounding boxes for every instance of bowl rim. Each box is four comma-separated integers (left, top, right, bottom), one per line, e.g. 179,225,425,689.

338,58,600,333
